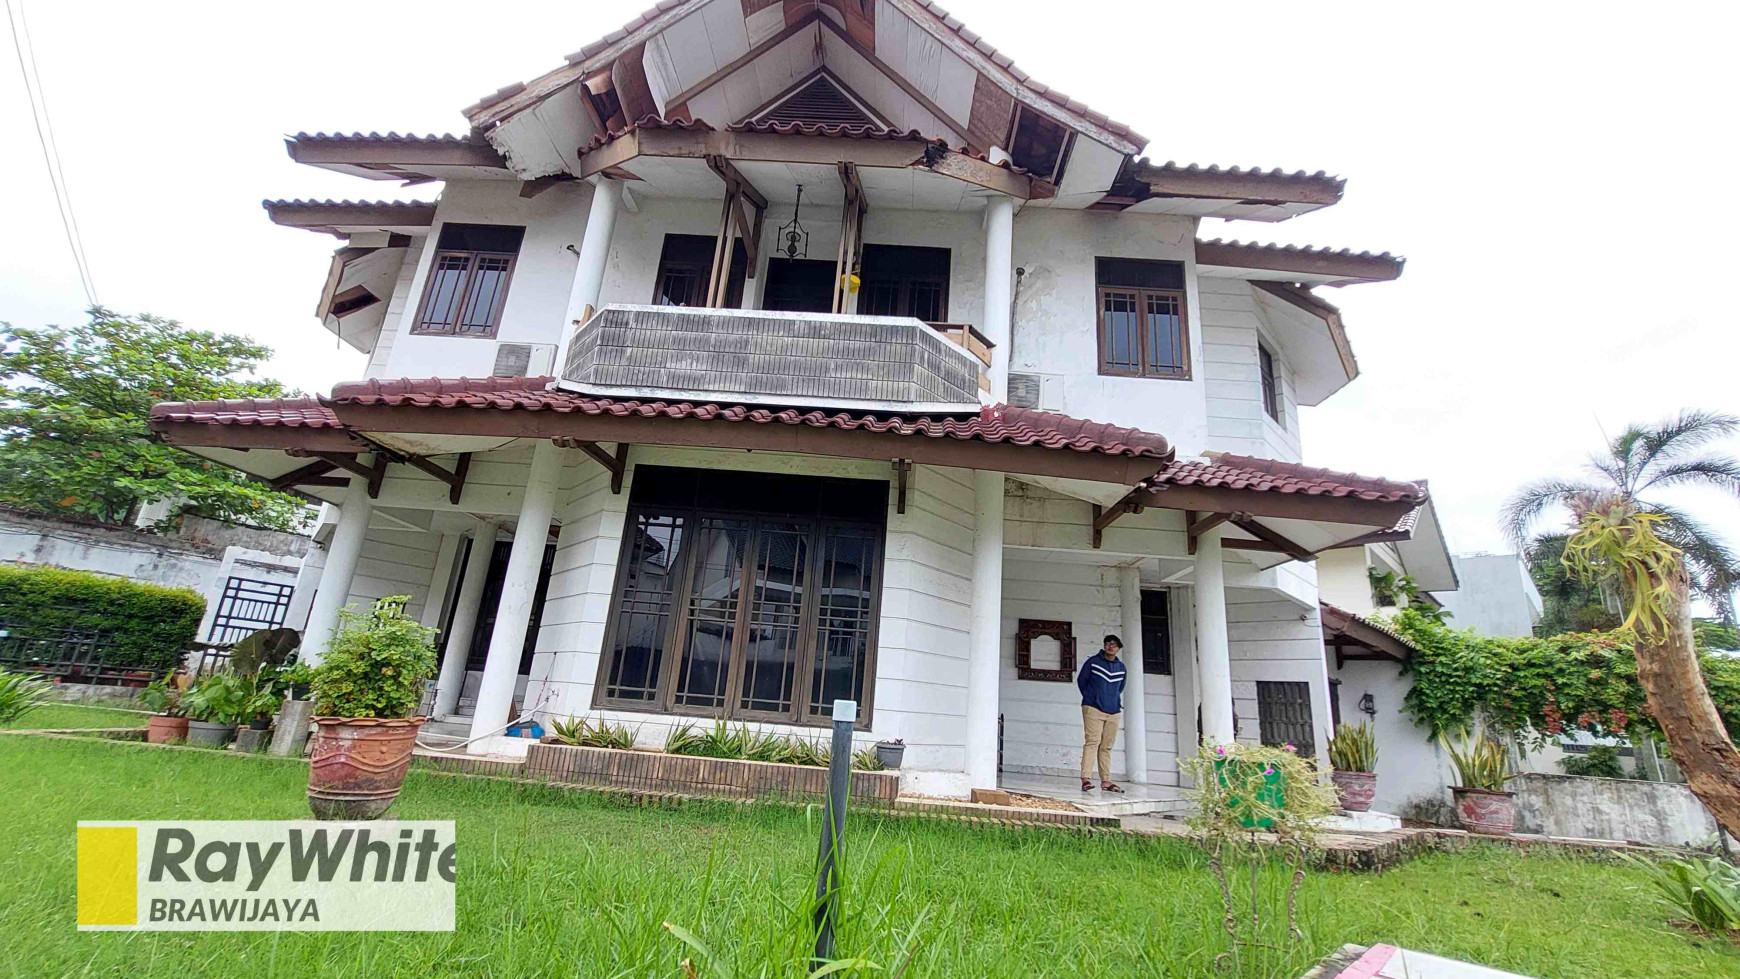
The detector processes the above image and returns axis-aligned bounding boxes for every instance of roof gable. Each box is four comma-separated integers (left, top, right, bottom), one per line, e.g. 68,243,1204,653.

754,72,883,128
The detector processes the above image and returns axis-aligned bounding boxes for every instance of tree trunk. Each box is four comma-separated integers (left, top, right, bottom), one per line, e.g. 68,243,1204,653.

1632,566,1740,839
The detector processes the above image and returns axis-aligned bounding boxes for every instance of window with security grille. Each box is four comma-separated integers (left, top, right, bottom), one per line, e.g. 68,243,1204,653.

858,244,950,323
1095,257,1189,379
207,577,295,644
1255,680,1316,757
1139,590,1172,676
595,466,886,727
411,223,525,337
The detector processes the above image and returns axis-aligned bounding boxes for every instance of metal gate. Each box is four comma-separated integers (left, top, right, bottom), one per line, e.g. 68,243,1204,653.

1255,680,1316,757
207,577,295,644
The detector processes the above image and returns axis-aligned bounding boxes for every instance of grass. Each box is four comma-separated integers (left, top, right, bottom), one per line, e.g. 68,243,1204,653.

1,700,145,730
2,736,1735,978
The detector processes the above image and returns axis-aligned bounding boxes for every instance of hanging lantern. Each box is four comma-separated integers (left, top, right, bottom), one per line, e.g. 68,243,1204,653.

778,184,810,259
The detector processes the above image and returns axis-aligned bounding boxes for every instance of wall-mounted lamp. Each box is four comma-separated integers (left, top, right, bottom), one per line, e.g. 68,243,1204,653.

1358,692,1377,718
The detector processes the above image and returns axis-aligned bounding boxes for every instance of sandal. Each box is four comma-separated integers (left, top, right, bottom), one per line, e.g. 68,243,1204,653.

1081,779,1094,793
1101,782,1125,793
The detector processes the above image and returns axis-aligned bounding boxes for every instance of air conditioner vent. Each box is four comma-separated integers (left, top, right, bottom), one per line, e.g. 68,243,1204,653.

492,342,556,378
1007,373,1042,408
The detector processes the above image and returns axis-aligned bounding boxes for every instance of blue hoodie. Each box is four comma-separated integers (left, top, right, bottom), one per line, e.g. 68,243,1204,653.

1077,652,1127,715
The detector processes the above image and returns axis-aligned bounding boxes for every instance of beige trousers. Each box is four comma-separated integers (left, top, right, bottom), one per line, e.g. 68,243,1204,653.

1081,705,1121,782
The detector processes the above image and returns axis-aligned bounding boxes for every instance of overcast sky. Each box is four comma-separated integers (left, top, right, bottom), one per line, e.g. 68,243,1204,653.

3,0,1737,564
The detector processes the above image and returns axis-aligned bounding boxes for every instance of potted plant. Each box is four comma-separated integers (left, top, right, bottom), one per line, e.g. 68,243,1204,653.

181,673,246,747
1442,727,1518,835
140,676,189,744
874,738,905,770
1327,722,1378,812
306,597,437,819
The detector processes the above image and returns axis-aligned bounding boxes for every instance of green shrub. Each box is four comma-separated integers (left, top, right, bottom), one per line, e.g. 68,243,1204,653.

1559,743,1627,778
0,565,203,673
0,669,50,724
1621,853,1740,933
309,598,436,719
552,716,637,750
181,673,247,725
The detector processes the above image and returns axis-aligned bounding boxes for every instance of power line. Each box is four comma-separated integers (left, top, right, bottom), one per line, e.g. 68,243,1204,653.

5,0,97,307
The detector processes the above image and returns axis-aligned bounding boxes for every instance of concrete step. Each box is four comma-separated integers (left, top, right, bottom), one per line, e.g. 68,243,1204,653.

420,717,474,742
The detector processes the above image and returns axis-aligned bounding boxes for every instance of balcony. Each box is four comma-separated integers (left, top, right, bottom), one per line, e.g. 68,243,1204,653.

560,305,986,413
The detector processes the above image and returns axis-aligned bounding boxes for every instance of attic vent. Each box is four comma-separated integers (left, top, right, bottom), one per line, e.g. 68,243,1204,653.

759,76,877,128
492,342,555,378
1007,373,1042,408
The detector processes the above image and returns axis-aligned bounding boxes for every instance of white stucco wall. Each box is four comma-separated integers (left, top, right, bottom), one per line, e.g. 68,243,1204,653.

1438,553,1543,638
1325,656,1454,816
1198,276,1301,462
1227,590,1336,773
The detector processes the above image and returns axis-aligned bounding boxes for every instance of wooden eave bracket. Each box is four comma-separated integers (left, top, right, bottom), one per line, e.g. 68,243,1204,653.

572,441,630,494
1090,487,1148,549
892,459,912,514
1229,514,1316,562
402,452,473,505
310,452,392,499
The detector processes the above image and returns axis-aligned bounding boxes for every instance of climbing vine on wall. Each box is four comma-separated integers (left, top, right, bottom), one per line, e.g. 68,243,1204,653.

1388,608,1740,746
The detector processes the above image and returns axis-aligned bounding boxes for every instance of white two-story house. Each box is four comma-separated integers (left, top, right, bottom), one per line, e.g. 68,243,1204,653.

152,0,1424,804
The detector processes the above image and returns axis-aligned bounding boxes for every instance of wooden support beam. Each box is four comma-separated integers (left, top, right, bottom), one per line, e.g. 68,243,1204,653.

269,458,339,491
1230,516,1317,562
401,452,472,505
571,440,630,494
518,174,574,199
892,459,911,515
312,452,391,499
705,154,769,210
706,155,767,283
1186,511,1234,555
832,162,867,314
1090,486,1149,549
706,184,736,308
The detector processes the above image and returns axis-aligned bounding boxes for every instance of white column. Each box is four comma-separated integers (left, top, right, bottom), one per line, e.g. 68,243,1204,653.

433,520,498,718
467,442,565,749
299,478,373,664
964,470,1005,789
419,533,462,631
981,193,1016,402
1194,527,1236,745
1119,565,1149,784
556,176,622,371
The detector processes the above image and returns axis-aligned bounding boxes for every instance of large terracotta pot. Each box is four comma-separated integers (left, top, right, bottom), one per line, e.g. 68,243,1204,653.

307,717,426,819
1452,786,1516,835
146,714,189,744
1331,769,1377,812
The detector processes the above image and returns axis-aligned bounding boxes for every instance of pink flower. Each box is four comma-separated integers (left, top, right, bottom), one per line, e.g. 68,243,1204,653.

1282,743,1297,753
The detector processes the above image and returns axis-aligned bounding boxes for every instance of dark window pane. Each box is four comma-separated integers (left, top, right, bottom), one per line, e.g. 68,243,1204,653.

437,223,525,253
1144,292,1183,374
605,514,688,702
738,523,810,714
458,254,515,335
808,529,877,717
418,253,471,333
1101,290,1141,372
1095,257,1184,290
1139,590,1171,676
858,244,950,321
1259,345,1281,422
672,519,750,710
655,234,746,308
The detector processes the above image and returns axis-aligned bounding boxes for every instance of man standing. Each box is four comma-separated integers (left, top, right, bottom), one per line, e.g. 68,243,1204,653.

1077,634,1128,793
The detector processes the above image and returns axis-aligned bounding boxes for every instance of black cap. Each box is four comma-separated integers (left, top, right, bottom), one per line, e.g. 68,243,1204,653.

1103,634,1123,648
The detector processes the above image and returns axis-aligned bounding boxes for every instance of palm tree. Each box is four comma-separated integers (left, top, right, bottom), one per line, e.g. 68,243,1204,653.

1504,410,1740,621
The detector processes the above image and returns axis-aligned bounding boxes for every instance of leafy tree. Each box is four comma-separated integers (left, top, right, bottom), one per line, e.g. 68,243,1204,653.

1697,618,1740,653
0,308,307,531
1503,410,1740,620
1527,533,1621,636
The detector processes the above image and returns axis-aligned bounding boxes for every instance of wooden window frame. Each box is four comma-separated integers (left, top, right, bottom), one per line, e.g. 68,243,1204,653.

857,244,951,323
1259,343,1283,425
1094,284,1190,381
593,503,884,730
650,233,747,308
1138,590,1172,677
410,246,519,339
1015,618,1076,682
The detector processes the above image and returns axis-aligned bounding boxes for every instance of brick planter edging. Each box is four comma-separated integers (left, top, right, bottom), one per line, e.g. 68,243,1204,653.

525,742,899,805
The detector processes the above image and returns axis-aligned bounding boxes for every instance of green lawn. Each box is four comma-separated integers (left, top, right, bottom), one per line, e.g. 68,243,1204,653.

2,701,145,730
2,736,1733,979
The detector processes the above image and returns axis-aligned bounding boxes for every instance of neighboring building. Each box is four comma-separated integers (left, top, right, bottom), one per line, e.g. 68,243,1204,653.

1438,553,1543,638
149,0,1426,801
0,507,308,645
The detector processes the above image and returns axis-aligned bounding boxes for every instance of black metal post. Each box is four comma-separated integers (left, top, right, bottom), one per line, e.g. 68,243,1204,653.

813,698,857,963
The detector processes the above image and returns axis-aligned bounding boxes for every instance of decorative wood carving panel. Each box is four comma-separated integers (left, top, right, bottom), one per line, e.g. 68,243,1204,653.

1016,618,1076,682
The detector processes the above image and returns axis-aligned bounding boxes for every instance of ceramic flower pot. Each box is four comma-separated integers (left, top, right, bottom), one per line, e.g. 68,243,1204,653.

185,720,236,748
1331,770,1377,812
874,741,905,770
1452,786,1516,835
307,716,427,820
146,714,189,745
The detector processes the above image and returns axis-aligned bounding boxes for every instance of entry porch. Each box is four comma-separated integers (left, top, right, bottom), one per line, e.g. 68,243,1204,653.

150,376,1424,801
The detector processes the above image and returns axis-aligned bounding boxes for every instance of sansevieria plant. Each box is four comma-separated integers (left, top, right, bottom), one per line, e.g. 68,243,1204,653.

1326,723,1377,773
1441,727,1516,791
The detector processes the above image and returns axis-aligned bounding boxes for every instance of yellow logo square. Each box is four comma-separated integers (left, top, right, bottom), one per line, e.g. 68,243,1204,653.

77,825,137,927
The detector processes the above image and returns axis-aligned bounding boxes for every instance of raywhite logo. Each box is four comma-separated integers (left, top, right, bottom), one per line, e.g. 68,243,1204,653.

78,821,455,931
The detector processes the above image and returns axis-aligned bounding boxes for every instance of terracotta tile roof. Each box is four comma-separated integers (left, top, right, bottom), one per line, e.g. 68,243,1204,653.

578,115,1033,175
321,376,1175,460
289,131,487,146
149,397,340,429
1196,239,1404,281
1130,159,1345,205
1144,453,1426,504
262,199,436,211
1320,601,1419,656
